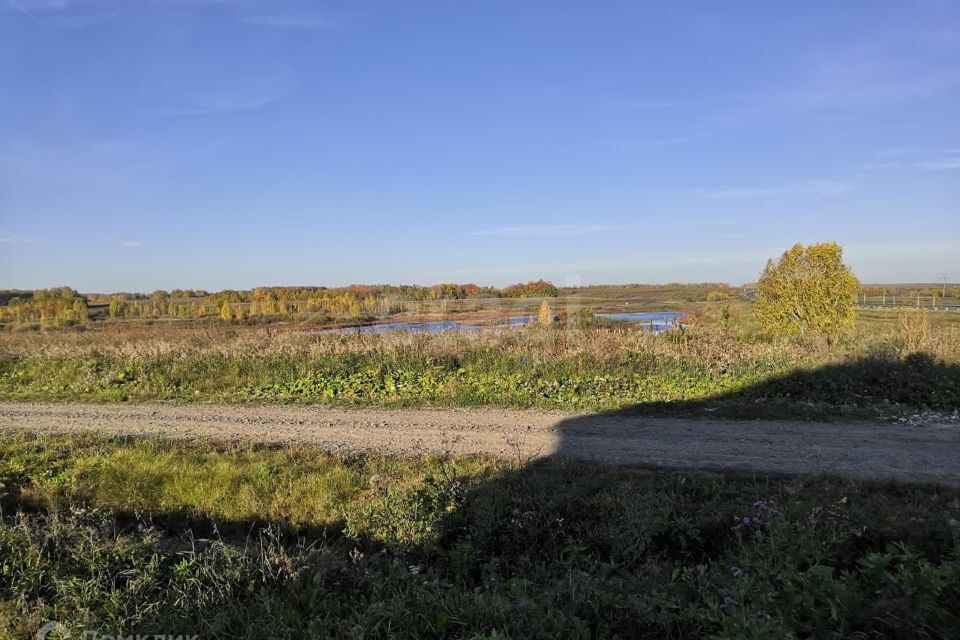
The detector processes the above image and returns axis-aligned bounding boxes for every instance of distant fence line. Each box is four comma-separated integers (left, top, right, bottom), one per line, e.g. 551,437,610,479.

734,289,957,311
856,294,960,311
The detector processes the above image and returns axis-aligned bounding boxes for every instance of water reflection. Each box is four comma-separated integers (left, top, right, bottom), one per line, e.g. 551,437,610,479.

324,311,683,335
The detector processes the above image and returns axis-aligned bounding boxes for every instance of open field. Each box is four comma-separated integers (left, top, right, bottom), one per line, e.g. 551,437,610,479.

1,432,958,639
2,303,958,419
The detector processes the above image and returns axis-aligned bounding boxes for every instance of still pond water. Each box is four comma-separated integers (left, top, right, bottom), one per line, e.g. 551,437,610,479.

326,311,683,335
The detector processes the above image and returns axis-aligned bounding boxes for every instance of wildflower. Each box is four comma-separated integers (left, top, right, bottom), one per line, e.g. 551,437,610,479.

408,564,422,575
731,566,744,579
720,596,736,610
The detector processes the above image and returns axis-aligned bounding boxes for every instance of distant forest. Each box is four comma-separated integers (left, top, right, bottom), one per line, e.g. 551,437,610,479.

2,281,956,327
0,280,560,326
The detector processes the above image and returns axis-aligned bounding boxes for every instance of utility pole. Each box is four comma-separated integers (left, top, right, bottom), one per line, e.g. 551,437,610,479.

943,271,950,298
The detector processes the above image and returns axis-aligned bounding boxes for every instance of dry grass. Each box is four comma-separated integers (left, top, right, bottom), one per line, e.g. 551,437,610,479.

2,309,958,417
896,307,932,355
3,309,958,365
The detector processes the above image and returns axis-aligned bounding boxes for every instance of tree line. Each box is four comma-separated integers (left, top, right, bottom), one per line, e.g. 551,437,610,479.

859,284,959,299
0,287,88,326
1,281,562,326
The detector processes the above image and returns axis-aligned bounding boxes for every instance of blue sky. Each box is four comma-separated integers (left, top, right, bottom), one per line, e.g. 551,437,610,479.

1,0,958,291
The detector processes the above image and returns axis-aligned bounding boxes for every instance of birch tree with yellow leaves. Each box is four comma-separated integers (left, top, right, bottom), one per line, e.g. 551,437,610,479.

756,242,859,339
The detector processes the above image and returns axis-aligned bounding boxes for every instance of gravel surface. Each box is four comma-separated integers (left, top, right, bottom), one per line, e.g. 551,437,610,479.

1,402,958,485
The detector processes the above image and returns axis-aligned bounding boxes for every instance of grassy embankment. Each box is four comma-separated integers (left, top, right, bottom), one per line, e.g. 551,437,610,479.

1,304,958,419
0,432,957,638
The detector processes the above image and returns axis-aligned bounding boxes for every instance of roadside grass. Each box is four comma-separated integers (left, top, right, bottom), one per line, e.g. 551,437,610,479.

2,310,959,418
0,433,957,638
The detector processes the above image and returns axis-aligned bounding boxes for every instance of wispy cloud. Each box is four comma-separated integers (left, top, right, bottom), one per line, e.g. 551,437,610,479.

53,12,116,28
598,133,707,151
121,240,143,247
605,97,699,111
6,0,117,26
702,180,856,199
7,0,34,14
7,0,69,11
0,137,160,194
859,162,904,171
603,27,960,154
0,232,41,245
6,1,337,31
155,73,298,116
605,91,761,113
860,148,960,171
7,0,243,12
157,92,284,116
468,224,628,238
241,12,339,30
876,147,919,158
915,158,960,170
780,30,960,110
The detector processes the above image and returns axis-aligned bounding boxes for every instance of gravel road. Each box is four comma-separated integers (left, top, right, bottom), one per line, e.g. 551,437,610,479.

1,402,958,485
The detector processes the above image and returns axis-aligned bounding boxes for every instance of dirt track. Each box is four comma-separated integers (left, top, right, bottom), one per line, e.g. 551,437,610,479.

1,402,958,485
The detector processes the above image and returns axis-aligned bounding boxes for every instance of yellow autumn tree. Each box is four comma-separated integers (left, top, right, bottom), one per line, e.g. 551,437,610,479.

756,242,859,338
219,300,233,321
538,299,553,325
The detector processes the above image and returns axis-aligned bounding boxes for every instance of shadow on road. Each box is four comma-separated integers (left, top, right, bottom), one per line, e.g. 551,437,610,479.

600,351,960,420
549,352,960,484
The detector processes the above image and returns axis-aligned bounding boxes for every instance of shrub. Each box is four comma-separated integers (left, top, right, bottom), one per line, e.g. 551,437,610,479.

706,290,731,301
756,242,859,339
504,280,559,298
538,300,553,325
